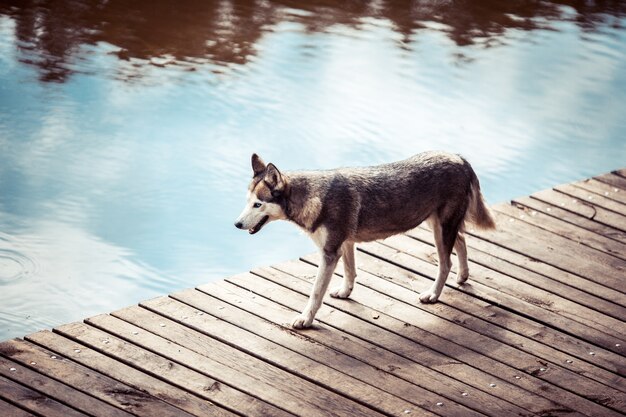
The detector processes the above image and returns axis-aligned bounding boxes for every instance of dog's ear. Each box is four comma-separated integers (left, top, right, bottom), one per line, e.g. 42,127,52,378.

264,163,285,196
251,153,266,177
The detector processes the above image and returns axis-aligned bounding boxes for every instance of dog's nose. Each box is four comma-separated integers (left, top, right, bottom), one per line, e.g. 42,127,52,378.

234,221,243,229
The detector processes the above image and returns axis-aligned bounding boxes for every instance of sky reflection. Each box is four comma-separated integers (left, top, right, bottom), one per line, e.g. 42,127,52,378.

0,0,625,340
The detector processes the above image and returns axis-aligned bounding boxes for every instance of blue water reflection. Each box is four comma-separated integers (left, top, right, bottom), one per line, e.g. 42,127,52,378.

0,1,625,340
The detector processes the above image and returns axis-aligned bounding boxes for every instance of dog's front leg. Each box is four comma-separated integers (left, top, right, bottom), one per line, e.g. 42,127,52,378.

292,249,340,329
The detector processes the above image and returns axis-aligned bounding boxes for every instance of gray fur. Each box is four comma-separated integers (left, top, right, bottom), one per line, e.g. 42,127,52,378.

236,151,496,329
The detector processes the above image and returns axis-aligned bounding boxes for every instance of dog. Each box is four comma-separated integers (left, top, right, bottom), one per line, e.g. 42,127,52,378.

235,151,496,329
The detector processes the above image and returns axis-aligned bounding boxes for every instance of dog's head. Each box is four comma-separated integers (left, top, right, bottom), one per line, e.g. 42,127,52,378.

234,153,288,234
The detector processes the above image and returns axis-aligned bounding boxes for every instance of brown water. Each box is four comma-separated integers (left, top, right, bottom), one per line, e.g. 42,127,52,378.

1,0,625,340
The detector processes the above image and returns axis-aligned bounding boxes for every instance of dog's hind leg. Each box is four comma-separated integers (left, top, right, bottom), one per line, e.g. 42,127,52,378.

330,241,356,299
419,216,460,303
455,232,470,284
292,247,341,329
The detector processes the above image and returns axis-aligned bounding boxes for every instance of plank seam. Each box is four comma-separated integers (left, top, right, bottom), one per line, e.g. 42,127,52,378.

228,273,535,417
0,356,105,417
137,301,399,417
0,385,48,417
462,228,626,297
277,260,626,416
70,321,267,417
499,203,626,262
611,170,626,181
552,189,626,231
356,245,625,368
407,228,626,324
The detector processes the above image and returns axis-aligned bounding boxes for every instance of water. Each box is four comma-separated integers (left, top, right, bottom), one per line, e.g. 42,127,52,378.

0,1,625,341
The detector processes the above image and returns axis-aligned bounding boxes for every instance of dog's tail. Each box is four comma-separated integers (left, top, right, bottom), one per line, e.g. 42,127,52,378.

465,171,496,230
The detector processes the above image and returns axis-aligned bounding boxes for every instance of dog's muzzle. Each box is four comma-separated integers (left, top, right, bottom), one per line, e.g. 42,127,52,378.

235,216,269,235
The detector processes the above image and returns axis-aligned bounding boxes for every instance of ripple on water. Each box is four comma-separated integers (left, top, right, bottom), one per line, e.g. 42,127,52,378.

0,235,37,285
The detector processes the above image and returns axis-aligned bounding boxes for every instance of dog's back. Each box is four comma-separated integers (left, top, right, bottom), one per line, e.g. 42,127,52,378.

286,151,494,242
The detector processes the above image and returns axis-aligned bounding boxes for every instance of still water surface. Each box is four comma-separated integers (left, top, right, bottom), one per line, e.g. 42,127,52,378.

1,1,625,340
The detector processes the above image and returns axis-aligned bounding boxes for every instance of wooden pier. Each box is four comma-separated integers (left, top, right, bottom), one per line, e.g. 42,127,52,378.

1,170,625,417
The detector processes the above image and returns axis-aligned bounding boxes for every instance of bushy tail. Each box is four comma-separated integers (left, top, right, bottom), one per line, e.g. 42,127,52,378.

465,174,496,230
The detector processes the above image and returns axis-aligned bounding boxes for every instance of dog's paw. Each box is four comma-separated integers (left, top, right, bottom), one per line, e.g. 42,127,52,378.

419,289,440,303
291,313,314,329
456,270,469,285
330,285,352,299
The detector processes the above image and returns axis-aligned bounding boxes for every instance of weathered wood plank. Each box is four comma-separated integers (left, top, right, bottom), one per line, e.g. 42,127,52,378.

0,355,132,417
53,321,297,417
401,228,626,344
0,399,36,417
0,374,88,417
575,178,626,205
208,276,566,417
267,260,626,417
531,188,626,232
466,209,626,294
24,330,236,417
499,201,626,261
595,172,626,190
555,184,626,216
311,245,626,391
613,169,626,179
0,338,193,417
412,220,626,323
513,195,626,246
84,314,385,417
358,241,626,379
378,233,626,354
146,293,450,417
410,224,626,312
108,305,396,417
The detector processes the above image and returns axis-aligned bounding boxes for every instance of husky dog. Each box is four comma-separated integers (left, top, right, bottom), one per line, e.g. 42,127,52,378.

235,151,496,329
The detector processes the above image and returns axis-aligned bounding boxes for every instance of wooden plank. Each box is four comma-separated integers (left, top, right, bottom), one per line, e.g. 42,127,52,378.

145,293,456,417
24,330,235,417
190,282,529,417
467,208,626,294
359,239,626,378
52,321,296,417
0,374,88,417
555,183,626,216
513,195,626,245
107,306,396,417
499,201,626,261
354,244,626,386
575,178,626,204
531,188,626,232
410,224,626,312
595,172,626,190
83,315,380,417
405,226,626,342
205,276,569,417
0,338,193,417
266,260,626,417
302,247,626,391
411,220,626,323
0,399,36,417
0,355,133,417
379,233,626,355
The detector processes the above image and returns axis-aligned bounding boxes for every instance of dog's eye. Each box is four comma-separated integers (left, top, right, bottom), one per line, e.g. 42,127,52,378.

253,202,262,208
